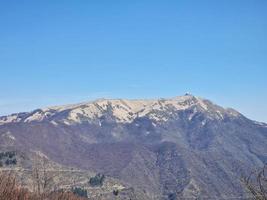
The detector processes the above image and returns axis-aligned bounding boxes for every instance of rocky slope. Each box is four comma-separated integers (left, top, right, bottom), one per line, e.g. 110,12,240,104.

0,94,266,199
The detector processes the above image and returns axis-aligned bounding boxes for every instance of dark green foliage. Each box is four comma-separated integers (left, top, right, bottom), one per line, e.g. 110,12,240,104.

89,173,105,187
5,158,17,165
0,151,16,159
113,189,119,196
168,193,177,200
0,151,17,166
71,187,88,198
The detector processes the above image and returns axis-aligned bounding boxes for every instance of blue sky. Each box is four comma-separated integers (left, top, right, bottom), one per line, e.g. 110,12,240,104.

0,0,266,122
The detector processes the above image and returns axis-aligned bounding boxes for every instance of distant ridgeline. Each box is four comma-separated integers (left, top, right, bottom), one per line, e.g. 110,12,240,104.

0,95,266,199
0,151,17,167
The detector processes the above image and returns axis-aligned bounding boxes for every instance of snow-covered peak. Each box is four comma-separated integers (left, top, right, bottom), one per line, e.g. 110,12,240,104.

57,95,210,124
0,95,242,125
0,112,27,125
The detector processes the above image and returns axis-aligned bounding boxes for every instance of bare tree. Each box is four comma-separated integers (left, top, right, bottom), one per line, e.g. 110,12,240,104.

0,172,16,200
0,171,87,200
31,156,58,195
0,172,31,200
242,164,267,200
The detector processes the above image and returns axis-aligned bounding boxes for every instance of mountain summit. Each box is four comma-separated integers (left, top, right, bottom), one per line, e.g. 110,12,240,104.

0,95,266,199
0,95,241,125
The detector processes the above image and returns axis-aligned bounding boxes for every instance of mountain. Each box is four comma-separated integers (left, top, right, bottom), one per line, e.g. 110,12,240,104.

0,94,266,199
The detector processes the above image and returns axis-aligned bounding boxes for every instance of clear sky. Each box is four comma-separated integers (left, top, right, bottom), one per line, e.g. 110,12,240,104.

0,0,266,122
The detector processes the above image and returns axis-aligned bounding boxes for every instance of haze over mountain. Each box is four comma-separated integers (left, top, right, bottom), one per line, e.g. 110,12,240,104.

0,94,266,199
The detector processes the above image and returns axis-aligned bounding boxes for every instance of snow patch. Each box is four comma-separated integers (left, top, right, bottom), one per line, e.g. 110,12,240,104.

201,120,207,126
253,121,267,127
145,131,150,135
32,150,49,159
197,98,208,110
0,114,20,124
44,96,211,124
216,110,224,119
51,121,58,126
2,131,16,140
1,95,232,125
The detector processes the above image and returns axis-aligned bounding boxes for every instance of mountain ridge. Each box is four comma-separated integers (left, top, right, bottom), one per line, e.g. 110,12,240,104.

0,94,244,125
0,94,266,199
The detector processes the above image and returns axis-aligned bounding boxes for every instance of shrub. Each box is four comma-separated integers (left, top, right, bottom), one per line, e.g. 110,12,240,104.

89,173,105,187
0,151,16,159
72,187,88,198
5,158,17,166
168,193,177,200
0,151,17,167
113,189,119,196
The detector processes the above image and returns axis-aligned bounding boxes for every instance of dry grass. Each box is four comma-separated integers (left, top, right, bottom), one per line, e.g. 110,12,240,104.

242,164,267,200
0,172,87,200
